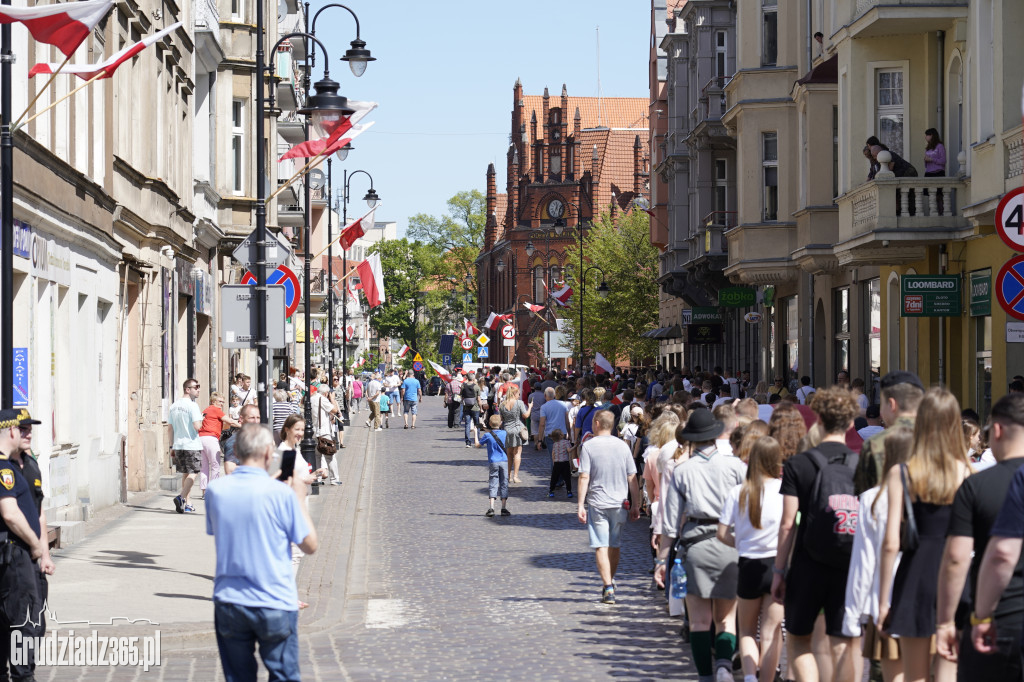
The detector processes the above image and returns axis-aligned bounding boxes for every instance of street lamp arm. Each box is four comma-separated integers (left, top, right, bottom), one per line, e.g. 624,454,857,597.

311,3,362,39
344,168,374,193
270,32,333,77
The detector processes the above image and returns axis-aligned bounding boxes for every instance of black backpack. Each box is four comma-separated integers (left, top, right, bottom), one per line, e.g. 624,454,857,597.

801,447,860,567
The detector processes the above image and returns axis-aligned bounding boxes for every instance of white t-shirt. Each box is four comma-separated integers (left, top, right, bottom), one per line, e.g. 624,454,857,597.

231,384,256,406
796,386,816,405
856,393,869,411
711,396,732,410
727,377,740,399
715,438,734,459
384,375,401,392
858,425,884,440
757,404,774,422
719,478,783,559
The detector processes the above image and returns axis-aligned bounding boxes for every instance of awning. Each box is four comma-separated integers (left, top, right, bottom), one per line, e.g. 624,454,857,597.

642,325,682,339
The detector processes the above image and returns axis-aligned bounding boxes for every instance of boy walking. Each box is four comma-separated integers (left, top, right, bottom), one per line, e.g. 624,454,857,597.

472,415,510,517
548,429,573,499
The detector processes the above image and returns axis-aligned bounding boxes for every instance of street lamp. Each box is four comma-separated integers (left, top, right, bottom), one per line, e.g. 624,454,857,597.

579,265,609,372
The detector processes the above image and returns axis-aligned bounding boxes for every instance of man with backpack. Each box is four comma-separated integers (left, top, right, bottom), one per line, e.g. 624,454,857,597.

771,386,863,682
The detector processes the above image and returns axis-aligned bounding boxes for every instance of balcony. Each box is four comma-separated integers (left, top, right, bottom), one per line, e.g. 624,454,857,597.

846,0,967,39
835,177,971,266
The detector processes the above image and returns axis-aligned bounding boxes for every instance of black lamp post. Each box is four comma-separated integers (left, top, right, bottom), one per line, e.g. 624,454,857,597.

0,3,11,408
553,204,609,373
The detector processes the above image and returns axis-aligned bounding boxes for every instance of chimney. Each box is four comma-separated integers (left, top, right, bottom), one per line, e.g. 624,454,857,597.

508,146,519,230
485,163,497,249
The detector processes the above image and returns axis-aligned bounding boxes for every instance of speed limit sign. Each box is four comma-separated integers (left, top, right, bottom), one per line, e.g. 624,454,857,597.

996,187,1024,252
501,326,516,340
460,337,474,350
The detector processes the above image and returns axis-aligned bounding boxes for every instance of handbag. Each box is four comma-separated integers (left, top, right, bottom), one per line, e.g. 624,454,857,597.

315,400,337,456
899,463,919,553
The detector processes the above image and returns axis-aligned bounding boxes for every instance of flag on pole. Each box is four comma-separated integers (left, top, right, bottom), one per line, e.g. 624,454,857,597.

549,283,573,307
397,344,410,359
484,312,513,330
0,0,113,57
353,356,366,368
338,207,375,251
523,302,545,313
464,318,480,337
610,392,624,405
428,360,452,383
346,325,355,341
594,352,614,375
355,253,385,308
278,120,375,161
278,101,376,160
30,22,182,79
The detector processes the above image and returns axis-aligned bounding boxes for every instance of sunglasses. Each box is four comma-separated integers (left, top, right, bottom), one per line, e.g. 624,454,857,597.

189,384,201,390
17,426,31,434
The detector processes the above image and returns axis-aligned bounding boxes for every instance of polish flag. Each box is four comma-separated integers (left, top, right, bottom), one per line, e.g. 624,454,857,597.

428,360,452,383
278,101,376,161
0,0,113,58
355,253,385,308
354,357,366,368
464,318,480,337
346,325,354,341
484,312,513,330
278,120,375,161
594,352,614,375
29,22,182,79
338,206,375,251
523,302,545,313
610,393,624,405
397,344,410,358
550,283,573,307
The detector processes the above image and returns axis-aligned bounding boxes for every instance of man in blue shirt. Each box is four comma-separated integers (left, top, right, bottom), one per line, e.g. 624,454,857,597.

471,415,510,517
206,424,318,681
399,369,422,429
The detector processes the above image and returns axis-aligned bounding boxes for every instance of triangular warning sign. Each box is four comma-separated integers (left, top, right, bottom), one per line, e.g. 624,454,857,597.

413,352,422,362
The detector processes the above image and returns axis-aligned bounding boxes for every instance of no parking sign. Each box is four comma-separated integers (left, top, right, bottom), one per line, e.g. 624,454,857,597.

996,254,1024,321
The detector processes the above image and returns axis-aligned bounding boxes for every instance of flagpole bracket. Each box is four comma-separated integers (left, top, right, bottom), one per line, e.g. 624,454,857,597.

0,55,16,64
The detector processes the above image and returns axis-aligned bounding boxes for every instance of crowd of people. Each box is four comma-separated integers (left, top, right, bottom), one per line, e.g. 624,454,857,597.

442,363,1024,682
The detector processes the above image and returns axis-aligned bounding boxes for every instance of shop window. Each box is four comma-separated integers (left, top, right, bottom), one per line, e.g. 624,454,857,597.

834,287,850,378
864,278,881,402
785,296,799,377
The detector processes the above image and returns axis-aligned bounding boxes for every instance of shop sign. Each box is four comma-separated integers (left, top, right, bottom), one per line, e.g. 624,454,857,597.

900,275,961,317
12,221,31,259
718,287,756,308
969,270,991,317
690,307,720,324
687,323,724,345
762,286,776,308
30,232,71,286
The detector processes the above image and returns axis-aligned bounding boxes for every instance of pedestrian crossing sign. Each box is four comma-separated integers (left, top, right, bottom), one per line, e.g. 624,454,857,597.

462,353,473,364
478,346,489,358
413,352,422,362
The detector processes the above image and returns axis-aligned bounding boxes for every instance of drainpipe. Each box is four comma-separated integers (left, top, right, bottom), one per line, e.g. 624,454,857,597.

936,31,945,134
807,0,813,70
938,244,947,386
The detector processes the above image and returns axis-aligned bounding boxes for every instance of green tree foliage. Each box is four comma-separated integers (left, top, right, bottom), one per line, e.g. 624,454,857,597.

365,239,435,346
561,209,659,365
407,190,486,293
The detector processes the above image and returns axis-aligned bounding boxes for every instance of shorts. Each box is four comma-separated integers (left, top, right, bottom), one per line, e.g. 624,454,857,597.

784,552,849,637
587,505,628,549
172,449,201,474
403,401,417,415
736,556,774,600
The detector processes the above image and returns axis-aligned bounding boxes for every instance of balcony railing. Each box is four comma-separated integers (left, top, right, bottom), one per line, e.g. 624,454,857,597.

701,77,731,120
839,177,967,242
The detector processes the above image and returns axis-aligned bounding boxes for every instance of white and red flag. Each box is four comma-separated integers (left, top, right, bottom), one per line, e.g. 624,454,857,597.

0,0,113,57
354,357,366,368
278,120,375,162
610,393,624,405
346,325,355,341
428,360,452,383
549,283,573,307
464,318,480,337
523,302,545,313
30,21,181,79
338,206,375,251
397,344,411,359
355,253,385,308
484,312,513,330
594,352,614,375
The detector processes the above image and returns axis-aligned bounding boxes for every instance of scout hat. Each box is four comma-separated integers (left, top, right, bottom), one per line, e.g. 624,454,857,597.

677,408,724,442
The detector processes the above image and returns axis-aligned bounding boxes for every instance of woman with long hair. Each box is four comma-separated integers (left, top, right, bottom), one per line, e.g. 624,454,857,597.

645,411,683,544
498,384,531,483
718,436,785,682
878,388,970,682
732,420,770,464
768,406,808,460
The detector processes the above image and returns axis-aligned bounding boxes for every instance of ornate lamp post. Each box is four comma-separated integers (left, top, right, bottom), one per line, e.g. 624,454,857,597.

552,204,609,372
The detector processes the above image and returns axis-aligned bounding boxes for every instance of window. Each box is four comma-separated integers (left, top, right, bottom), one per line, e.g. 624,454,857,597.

834,287,850,378
533,265,545,301
785,296,799,376
716,31,728,82
864,278,881,402
832,106,839,200
549,150,561,174
231,0,242,20
762,1,778,67
876,69,904,157
762,132,778,221
714,159,727,218
549,265,561,288
231,99,244,194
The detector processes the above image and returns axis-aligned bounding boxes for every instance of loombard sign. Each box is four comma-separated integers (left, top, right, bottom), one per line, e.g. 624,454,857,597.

901,275,960,317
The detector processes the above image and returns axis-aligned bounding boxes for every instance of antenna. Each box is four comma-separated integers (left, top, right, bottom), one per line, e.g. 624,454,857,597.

596,26,602,127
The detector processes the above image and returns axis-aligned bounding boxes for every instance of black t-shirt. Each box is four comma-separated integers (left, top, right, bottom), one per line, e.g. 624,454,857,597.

19,454,44,513
461,383,478,402
947,458,1024,628
780,442,855,555
0,453,41,544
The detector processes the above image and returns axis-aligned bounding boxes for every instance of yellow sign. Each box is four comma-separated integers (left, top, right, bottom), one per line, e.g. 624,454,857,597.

476,333,490,346
413,352,422,362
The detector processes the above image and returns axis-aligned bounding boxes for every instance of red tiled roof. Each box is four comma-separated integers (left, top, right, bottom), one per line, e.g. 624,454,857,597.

522,95,648,131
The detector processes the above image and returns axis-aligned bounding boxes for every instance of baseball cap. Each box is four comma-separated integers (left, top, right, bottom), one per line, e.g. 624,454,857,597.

865,404,881,419
879,370,924,392
0,408,40,429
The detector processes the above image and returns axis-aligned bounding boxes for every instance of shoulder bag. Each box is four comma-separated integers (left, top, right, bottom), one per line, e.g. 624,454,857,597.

899,463,919,553
315,398,337,457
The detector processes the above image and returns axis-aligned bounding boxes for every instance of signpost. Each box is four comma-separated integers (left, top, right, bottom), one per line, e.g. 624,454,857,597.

241,265,301,318
412,361,424,372
12,348,27,407
996,186,1024,252
900,275,961,317
681,309,692,326
221,285,287,348
476,333,490,347
996,255,1024,322
477,346,489,358
441,353,452,366
462,352,473,364
501,326,516,340
232,229,292,271
460,337,474,350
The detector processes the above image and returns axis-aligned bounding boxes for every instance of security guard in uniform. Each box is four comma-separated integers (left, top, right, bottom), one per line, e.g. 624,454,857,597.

0,409,45,682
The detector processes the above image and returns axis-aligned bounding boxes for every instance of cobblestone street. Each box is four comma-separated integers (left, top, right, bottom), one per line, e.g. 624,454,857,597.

41,398,696,681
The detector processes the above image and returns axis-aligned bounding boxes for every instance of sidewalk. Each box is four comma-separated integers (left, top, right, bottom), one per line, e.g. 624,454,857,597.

43,418,375,652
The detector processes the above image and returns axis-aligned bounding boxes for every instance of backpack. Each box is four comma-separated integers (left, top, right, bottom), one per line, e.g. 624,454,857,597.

801,447,860,568
352,381,363,398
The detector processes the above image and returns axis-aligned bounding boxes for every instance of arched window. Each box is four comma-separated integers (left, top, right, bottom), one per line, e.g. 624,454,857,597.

533,264,546,301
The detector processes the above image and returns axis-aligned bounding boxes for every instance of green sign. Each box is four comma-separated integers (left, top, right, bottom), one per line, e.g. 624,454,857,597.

969,270,991,317
719,287,756,308
900,275,961,317
691,307,721,324
762,286,775,308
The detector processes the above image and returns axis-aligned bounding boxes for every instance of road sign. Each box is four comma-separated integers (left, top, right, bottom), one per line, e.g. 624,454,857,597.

501,326,516,340
441,354,452,365
412,361,424,372
12,348,27,407
413,352,422,362
477,346,489,358
232,229,292,270
221,285,286,348
503,339,515,346
901,275,961,317
996,255,1024,321
476,333,490,346
996,187,1024,251
460,337,474,350
681,309,692,326
462,352,473,364
241,265,301,318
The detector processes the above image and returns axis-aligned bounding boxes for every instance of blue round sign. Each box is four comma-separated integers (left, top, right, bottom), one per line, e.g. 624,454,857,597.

997,255,1024,322
412,361,424,372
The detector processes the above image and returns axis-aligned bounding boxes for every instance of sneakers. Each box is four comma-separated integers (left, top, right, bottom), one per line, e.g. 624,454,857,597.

601,585,616,604
465,443,471,448
375,428,383,432
715,666,733,682
183,503,196,513
330,480,343,486
567,492,574,499
500,508,511,516
548,492,555,498
173,495,184,514
485,509,495,517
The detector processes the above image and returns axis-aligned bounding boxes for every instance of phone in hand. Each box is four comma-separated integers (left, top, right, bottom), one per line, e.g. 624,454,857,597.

278,449,296,481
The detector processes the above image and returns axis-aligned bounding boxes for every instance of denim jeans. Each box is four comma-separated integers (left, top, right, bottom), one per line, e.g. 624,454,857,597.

463,405,480,444
214,601,300,682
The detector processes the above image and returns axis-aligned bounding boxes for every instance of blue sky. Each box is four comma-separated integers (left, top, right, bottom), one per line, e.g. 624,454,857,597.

311,1,650,236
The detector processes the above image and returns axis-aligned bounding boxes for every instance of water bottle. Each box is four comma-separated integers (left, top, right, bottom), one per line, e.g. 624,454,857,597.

670,558,688,599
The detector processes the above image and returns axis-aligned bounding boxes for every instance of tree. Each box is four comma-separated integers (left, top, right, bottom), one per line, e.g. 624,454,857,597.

561,209,660,365
407,190,486,294
364,239,435,347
